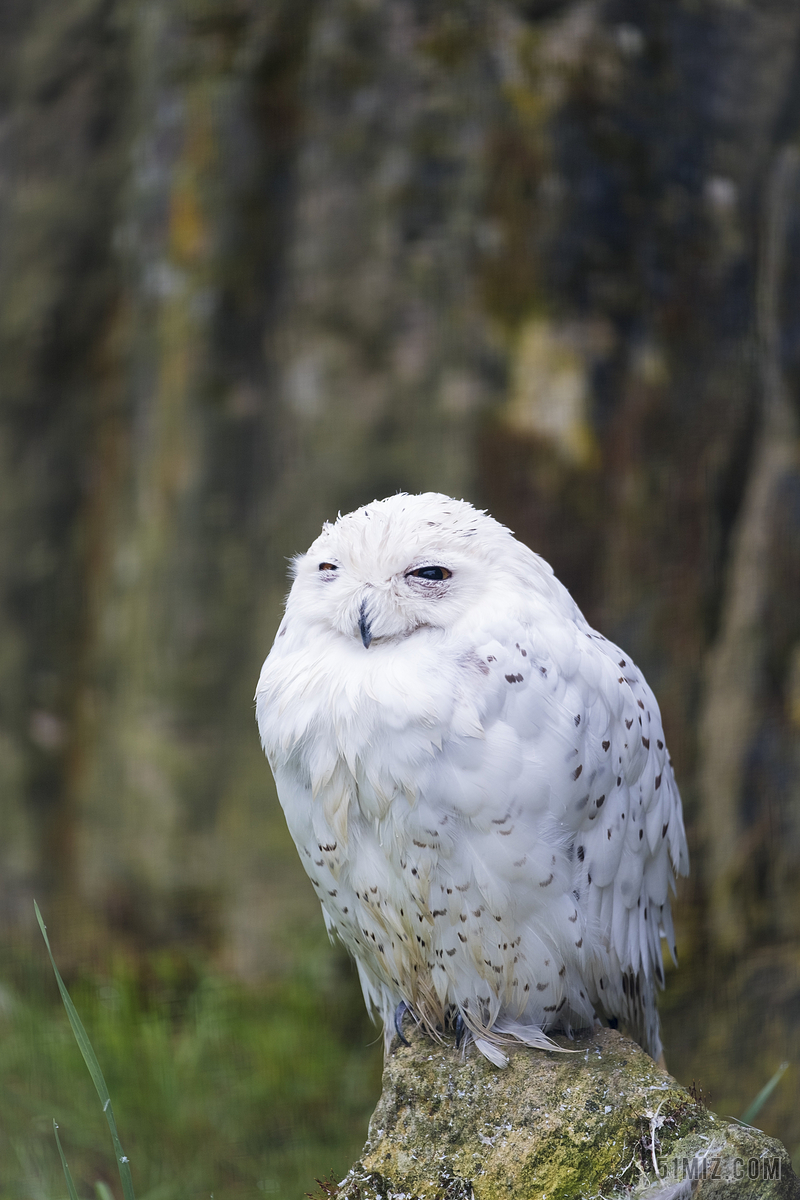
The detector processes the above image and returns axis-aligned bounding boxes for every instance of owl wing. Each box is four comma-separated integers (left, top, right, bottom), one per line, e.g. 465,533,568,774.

475,607,688,1056
572,630,688,1055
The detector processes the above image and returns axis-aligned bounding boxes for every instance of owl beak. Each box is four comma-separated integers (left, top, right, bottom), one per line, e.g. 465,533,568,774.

359,598,373,649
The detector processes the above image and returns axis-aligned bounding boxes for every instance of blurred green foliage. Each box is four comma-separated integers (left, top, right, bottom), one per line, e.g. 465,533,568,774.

0,931,382,1200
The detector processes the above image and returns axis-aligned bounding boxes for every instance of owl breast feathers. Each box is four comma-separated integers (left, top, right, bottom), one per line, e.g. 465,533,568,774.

256,493,688,1066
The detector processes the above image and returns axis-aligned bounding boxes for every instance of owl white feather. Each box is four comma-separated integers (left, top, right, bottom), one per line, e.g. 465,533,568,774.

256,493,688,1065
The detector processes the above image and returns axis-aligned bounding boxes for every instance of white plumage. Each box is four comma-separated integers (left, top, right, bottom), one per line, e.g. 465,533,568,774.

255,493,689,1065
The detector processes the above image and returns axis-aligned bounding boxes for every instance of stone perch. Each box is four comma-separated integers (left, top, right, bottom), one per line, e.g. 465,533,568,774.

331,1027,799,1199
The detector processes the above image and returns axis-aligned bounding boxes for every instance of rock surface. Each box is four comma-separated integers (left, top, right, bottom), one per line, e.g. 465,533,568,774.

334,1027,799,1199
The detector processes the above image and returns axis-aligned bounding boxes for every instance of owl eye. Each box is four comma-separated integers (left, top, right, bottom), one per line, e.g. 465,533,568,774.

318,562,338,572
408,566,452,581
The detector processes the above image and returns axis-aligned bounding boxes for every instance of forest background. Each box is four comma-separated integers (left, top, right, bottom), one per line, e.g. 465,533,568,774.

0,0,799,1196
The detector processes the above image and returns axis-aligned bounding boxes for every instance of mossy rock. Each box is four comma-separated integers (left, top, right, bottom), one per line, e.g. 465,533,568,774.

334,1027,798,1199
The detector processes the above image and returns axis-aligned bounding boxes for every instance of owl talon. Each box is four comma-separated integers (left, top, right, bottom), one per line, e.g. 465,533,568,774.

394,1000,411,1047
455,1012,466,1049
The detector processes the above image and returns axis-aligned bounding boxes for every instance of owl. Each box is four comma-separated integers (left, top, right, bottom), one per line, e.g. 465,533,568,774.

256,493,688,1066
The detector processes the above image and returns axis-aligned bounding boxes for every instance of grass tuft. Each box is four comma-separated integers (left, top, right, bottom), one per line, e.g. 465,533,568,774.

739,1061,790,1127
53,1120,80,1200
36,902,137,1200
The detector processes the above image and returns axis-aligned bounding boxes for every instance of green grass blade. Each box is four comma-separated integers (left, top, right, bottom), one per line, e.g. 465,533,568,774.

53,1120,81,1200
740,1061,790,1126
95,1182,115,1200
35,901,136,1200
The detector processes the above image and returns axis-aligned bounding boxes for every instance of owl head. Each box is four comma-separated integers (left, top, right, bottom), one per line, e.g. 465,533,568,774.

284,493,554,648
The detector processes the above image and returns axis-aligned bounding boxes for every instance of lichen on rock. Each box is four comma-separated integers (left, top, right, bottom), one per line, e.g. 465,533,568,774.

332,1027,799,1200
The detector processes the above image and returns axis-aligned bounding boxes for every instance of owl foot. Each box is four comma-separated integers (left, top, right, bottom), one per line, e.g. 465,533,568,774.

454,1012,466,1049
394,1000,411,1047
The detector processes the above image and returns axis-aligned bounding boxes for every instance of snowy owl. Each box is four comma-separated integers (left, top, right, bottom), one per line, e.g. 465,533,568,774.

255,493,688,1065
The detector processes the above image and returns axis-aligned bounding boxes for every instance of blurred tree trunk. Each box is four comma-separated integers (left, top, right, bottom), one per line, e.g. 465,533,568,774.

1,0,800,1154
0,0,132,919
699,146,799,958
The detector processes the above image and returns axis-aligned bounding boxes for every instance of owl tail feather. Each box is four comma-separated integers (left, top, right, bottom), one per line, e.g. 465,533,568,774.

465,1015,577,1067
473,1036,510,1068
